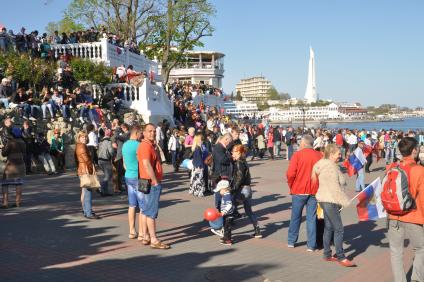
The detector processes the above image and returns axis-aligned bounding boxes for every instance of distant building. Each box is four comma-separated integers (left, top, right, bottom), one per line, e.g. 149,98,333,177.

223,101,259,118
166,50,224,88
235,76,272,102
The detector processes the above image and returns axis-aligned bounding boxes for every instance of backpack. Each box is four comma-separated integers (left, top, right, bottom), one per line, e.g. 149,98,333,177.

381,163,416,216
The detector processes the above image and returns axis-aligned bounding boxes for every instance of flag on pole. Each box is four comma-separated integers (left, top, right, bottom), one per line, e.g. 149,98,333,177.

356,177,386,221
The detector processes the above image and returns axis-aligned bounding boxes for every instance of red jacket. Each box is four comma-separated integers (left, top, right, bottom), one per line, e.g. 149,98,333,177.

286,148,322,195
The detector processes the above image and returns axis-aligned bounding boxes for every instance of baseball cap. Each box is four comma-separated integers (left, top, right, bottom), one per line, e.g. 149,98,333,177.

213,180,230,193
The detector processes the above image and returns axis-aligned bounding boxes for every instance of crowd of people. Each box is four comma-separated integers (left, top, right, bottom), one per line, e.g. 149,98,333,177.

1,32,423,278
0,25,140,57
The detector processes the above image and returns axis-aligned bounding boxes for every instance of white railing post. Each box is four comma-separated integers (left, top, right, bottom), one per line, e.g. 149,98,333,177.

100,38,109,66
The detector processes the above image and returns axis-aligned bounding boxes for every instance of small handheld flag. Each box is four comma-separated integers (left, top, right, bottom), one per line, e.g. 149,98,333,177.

356,178,386,221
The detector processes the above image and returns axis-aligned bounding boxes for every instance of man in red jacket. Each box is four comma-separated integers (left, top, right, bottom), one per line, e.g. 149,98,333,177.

286,134,322,251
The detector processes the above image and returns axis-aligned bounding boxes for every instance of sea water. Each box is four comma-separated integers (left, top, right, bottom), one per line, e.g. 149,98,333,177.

325,117,424,131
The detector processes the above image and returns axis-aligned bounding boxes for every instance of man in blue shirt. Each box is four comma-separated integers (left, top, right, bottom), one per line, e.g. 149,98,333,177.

122,125,144,240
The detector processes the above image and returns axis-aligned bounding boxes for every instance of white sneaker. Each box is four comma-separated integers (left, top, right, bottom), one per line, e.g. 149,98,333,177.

29,117,37,121
79,117,85,124
211,228,224,237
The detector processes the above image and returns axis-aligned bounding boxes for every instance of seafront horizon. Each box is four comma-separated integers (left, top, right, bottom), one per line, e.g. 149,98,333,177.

268,117,424,131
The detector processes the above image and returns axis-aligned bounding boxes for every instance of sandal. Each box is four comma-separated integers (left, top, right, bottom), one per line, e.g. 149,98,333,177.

141,239,151,245
128,233,138,239
150,241,170,249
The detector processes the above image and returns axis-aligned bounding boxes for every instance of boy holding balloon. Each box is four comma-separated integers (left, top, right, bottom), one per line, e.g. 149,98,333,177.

207,180,234,246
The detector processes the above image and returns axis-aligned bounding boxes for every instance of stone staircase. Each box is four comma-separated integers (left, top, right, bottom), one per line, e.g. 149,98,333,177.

0,106,144,172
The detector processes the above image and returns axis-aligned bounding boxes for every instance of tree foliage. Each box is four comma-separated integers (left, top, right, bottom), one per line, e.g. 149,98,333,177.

0,52,56,89
266,86,279,100
46,16,84,35
235,90,242,101
64,0,157,42
140,0,216,84
70,58,113,85
279,92,291,100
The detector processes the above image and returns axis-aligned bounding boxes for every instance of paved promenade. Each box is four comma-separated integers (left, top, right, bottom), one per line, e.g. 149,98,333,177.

0,157,413,282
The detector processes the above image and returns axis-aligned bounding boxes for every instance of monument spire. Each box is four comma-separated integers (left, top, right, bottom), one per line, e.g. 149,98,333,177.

304,46,317,103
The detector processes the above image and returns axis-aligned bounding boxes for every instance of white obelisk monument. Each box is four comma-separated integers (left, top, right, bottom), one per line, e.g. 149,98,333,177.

304,47,318,103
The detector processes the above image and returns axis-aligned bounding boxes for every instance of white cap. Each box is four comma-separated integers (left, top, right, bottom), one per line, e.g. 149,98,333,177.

213,180,230,193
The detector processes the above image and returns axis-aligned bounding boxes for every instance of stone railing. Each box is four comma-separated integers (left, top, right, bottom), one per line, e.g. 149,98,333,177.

50,38,160,80
92,79,174,126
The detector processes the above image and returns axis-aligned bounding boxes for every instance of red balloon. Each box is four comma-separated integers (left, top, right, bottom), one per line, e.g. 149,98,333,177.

203,208,220,221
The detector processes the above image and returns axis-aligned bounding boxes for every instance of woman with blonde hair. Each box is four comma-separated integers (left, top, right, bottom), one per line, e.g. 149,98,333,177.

312,144,354,267
189,133,208,197
75,131,99,219
232,144,262,238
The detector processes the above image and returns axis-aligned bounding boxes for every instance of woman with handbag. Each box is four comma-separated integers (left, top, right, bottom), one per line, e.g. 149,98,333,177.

75,131,100,219
312,144,354,267
189,134,208,197
1,127,26,209
231,144,262,238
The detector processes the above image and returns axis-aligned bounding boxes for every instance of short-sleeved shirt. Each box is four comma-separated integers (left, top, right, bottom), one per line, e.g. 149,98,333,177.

137,139,163,182
122,139,140,178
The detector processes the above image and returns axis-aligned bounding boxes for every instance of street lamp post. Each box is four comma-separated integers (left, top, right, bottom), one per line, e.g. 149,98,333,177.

300,107,306,131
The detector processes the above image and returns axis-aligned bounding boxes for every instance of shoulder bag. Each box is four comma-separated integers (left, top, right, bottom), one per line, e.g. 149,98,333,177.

137,140,157,194
80,164,101,189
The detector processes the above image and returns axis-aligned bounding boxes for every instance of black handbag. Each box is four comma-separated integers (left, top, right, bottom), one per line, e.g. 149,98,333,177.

138,178,151,194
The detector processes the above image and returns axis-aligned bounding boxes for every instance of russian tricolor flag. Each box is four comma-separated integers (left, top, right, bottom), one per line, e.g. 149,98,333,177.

343,148,366,177
356,178,386,221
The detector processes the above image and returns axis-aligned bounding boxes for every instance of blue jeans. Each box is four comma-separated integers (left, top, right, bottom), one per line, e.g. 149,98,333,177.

18,103,31,118
41,104,54,118
287,145,294,160
80,106,95,121
0,98,9,109
288,194,317,249
385,147,394,164
274,141,281,156
126,177,144,208
242,197,258,227
170,150,178,169
356,169,365,192
140,184,161,219
82,188,93,217
320,202,346,260
62,105,70,118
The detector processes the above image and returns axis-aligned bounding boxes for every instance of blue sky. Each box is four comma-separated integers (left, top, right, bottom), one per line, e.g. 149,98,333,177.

1,0,423,107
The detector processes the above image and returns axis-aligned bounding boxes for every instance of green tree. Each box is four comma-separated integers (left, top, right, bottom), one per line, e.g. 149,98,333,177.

64,0,157,42
234,90,242,101
266,86,279,100
1,52,56,90
141,0,216,85
45,16,84,35
279,92,291,100
70,58,112,85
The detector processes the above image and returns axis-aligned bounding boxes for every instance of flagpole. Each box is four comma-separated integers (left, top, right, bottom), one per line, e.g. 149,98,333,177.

339,191,364,212
338,177,381,212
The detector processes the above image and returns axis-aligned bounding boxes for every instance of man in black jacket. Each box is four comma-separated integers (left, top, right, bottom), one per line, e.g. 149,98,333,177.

212,133,233,209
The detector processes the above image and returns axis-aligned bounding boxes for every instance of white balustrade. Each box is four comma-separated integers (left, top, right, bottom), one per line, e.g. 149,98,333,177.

50,39,159,79
91,79,174,126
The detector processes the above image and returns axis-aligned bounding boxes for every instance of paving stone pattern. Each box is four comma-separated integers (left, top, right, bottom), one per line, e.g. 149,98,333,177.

0,157,414,282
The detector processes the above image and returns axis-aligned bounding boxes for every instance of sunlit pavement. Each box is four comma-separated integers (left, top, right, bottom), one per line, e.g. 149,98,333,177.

0,156,411,282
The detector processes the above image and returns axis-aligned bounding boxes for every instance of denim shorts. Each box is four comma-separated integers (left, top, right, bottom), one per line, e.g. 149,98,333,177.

125,177,144,208
140,184,162,219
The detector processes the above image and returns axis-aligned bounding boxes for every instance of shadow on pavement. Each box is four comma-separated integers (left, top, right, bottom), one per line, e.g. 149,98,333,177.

343,220,388,260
